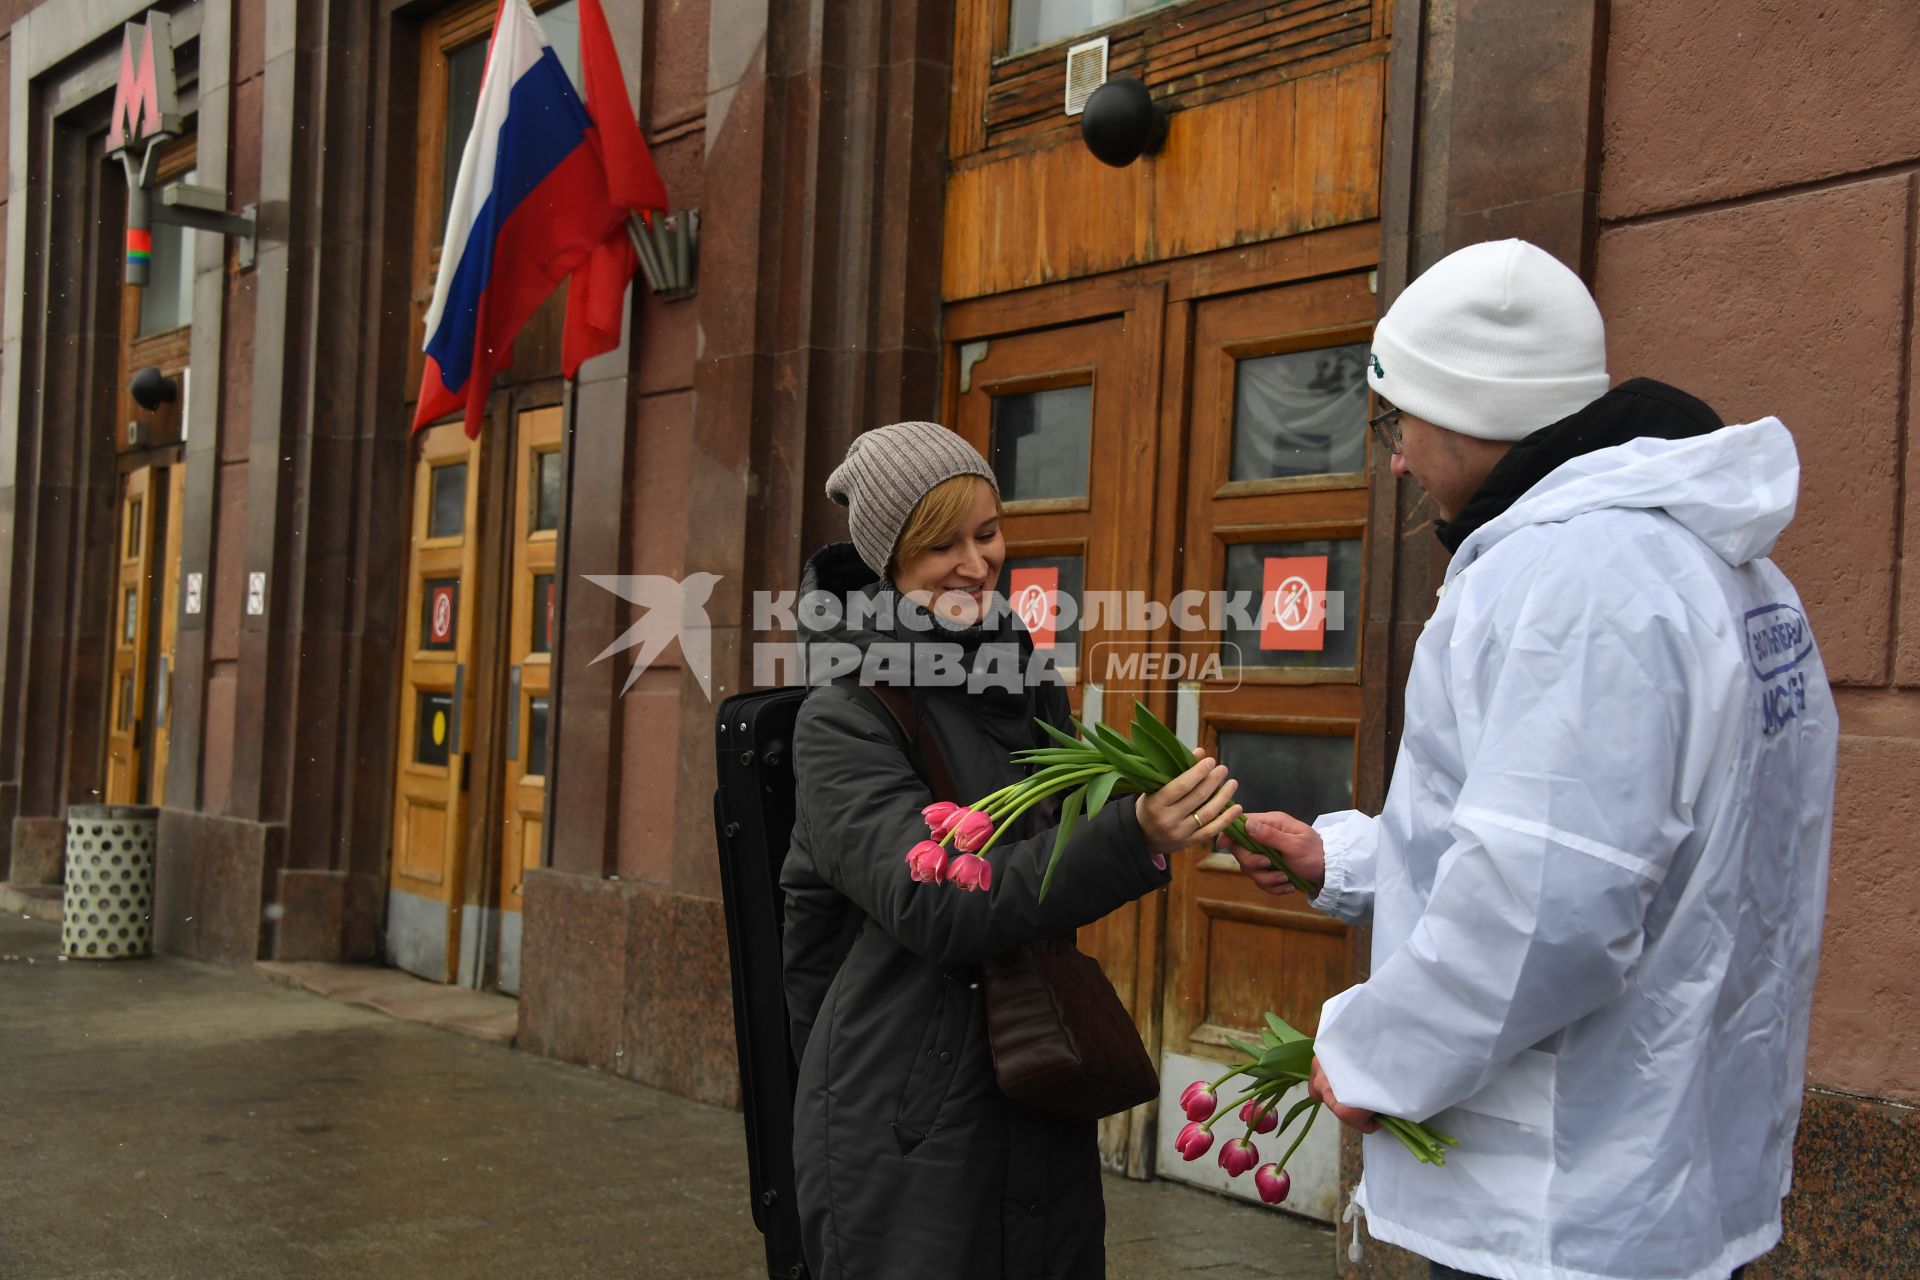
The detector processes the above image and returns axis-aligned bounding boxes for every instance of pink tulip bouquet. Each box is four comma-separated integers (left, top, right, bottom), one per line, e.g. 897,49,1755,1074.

1175,1010,1457,1203
902,700,1318,900
900,702,1462,1183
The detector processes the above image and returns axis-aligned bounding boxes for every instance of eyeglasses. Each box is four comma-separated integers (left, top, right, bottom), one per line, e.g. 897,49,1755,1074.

1368,402,1404,456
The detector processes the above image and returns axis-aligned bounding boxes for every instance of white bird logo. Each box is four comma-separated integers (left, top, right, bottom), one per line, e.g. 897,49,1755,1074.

583,572,723,700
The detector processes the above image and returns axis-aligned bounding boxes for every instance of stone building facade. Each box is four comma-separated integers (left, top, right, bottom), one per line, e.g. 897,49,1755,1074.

0,1,1910,1274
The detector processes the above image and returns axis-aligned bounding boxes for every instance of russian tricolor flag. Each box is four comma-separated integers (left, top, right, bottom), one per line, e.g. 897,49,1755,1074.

414,0,631,437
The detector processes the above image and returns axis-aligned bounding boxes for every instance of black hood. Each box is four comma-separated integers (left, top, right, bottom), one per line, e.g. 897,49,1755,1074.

795,542,1048,711
1436,378,1725,553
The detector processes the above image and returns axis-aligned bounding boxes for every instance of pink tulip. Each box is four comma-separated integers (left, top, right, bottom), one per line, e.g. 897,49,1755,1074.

951,810,995,852
1181,1084,1218,1124
1217,1136,1260,1178
1254,1164,1291,1205
1179,1080,1210,1110
904,841,949,884
1174,1121,1213,1162
1239,1099,1278,1134
947,853,993,892
921,801,962,838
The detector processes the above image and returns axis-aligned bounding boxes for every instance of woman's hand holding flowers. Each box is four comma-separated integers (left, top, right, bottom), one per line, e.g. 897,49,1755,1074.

1136,757,1241,865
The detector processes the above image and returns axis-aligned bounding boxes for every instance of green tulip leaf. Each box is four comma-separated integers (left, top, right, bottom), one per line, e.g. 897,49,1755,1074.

1085,726,1160,786
1259,1039,1315,1077
1035,718,1088,751
1131,699,1199,771
1273,1096,1319,1140
1038,785,1085,904
1086,770,1120,819
1224,1035,1264,1063
1264,1011,1308,1043
1127,711,1179,775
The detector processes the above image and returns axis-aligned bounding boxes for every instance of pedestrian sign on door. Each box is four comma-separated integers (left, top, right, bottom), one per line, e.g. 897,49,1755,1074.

1009,566,1060,649
423,579,459,652
1258,555,1328,652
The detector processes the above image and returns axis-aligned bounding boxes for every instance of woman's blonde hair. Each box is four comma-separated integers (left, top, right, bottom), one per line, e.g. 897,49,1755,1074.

889,475,1001,577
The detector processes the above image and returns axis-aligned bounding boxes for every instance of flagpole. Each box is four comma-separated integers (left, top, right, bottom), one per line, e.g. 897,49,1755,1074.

538,371,580,881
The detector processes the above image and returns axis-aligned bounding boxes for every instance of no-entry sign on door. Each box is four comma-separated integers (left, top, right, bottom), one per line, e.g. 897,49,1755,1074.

1258,555,1327,652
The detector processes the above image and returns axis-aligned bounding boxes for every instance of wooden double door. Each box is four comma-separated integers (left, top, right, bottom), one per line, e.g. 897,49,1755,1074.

944,259,1385,1218
106,458,186,808
387,406,562,990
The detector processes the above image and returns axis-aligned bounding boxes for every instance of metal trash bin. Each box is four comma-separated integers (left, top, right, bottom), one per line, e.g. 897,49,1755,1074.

63,805,157,960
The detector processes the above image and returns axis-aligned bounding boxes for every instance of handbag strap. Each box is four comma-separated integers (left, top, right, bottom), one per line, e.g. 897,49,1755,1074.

856,684,961,806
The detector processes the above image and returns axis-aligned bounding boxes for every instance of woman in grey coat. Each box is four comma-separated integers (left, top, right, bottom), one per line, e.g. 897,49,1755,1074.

782,423,1243,1280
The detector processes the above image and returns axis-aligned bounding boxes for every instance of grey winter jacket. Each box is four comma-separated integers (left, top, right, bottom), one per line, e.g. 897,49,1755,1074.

781,543,1169,1280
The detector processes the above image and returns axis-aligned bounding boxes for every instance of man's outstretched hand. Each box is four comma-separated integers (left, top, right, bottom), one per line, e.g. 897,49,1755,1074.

1310,1056,1378,1133
1219,809,1325,896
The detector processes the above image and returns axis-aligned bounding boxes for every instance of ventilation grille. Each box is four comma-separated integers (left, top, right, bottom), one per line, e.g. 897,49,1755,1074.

1063,36,1108,116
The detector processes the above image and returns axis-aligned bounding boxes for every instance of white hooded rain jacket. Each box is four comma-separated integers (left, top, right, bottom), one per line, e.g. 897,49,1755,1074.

1310,416,1837,1280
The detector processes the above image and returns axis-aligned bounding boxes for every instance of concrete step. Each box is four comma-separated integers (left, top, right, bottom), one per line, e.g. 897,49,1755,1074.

257,959,519,1045
0,882,62,923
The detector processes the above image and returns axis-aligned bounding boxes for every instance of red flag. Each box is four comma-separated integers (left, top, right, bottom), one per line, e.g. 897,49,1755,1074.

562,0,669,377
415,0,627,437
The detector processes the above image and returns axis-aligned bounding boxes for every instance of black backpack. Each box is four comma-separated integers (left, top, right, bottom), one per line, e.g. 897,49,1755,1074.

712,687,812,1280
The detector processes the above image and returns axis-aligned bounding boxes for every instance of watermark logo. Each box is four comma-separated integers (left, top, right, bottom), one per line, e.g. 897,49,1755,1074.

584,572,1345,701
1086,641,1243,693
585,573,721,699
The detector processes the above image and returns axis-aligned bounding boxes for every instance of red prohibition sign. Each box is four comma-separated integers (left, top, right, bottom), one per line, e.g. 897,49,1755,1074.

1272,576,1314,631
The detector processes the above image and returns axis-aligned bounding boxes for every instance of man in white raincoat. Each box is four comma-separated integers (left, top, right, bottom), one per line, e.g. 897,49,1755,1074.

1231,239,1837,1280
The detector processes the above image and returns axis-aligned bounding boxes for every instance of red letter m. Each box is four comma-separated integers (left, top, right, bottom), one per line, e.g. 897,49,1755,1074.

107,21,162,152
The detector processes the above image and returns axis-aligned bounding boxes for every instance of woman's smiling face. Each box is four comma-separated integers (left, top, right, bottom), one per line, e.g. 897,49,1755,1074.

891,480,1005,627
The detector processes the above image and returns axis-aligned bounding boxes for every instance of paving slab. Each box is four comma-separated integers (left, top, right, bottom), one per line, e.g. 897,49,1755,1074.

257,960,519,1045
0,914,1336,1279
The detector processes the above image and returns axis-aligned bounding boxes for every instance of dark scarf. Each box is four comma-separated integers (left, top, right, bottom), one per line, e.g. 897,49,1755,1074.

1435,378,1725,553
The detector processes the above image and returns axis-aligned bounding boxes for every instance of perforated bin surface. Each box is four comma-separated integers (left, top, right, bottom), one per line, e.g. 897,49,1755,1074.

62,805,156,960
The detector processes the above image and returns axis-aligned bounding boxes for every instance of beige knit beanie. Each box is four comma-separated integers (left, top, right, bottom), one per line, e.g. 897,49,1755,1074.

825,422,999,574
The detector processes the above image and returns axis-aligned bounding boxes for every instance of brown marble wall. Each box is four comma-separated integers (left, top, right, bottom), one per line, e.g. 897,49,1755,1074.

1756,1090,1920,1279
162,0,236,817
270,867,381,963
517,868,740,1109
0,30,129,835
1593,0,1920,1109
7,815,64,885
1337,1088,1920,1277
543,0,953,1010
0,782,15,880
152,806,281,966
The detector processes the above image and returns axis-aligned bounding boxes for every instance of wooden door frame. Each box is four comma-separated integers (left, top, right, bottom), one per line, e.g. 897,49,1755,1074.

1160,274,1381,1216
388,382,566,988
490,400,564,990
938,219,1392,1180
944,283,1168,1176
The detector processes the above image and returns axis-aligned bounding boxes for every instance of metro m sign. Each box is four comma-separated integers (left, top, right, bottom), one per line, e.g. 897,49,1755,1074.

106,13,181,154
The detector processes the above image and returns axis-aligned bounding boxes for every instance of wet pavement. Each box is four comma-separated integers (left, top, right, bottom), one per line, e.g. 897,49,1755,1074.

0,913,1334,1279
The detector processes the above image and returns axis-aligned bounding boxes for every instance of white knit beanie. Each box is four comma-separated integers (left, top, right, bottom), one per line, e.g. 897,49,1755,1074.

1367,240,1609,442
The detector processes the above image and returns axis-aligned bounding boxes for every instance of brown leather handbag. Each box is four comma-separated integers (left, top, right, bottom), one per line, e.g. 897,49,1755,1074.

980,938,1159,1123
863,685,1159,1124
